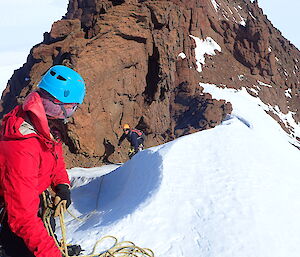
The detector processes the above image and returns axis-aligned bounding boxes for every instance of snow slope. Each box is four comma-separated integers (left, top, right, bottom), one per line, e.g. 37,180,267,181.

65,84,300,257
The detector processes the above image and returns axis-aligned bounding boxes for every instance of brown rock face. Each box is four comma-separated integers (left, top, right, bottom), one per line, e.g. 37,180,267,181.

1,0,300,167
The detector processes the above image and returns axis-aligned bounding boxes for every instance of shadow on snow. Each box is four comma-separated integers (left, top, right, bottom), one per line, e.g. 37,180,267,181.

71,149,163,230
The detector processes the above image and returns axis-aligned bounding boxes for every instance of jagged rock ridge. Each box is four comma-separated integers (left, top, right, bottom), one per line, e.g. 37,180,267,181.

1,0,299,167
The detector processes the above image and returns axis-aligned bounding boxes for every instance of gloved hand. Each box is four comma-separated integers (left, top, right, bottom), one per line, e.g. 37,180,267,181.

67,244,83,256
54,184,71,209
60,245,82,257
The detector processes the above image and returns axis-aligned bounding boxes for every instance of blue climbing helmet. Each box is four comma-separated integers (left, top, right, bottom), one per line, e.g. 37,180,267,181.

38,65,86,104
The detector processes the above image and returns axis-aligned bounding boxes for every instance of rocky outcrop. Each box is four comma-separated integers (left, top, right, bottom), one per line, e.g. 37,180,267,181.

1,0,300,167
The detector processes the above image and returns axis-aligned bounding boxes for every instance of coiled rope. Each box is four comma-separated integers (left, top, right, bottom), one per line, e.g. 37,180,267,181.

42,199,154,257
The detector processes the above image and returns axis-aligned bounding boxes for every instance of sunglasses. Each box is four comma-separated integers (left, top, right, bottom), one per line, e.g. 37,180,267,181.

39,90,78,120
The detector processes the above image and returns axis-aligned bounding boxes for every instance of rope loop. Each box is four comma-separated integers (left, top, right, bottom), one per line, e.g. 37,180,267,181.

42,195,154,257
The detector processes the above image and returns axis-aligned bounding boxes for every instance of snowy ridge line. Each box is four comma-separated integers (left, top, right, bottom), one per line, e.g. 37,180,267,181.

64,82,300,256
200,83,300,147
66,104,300,257
68,165,121,189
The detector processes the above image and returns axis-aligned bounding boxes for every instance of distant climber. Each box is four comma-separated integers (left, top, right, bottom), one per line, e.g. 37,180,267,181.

118,124,145,159
0,65,86,257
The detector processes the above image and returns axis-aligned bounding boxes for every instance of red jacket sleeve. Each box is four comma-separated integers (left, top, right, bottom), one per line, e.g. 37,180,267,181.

3,142,62,257
51,142,70,187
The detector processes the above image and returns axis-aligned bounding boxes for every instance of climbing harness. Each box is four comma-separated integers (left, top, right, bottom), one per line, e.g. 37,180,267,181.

42,192,154,257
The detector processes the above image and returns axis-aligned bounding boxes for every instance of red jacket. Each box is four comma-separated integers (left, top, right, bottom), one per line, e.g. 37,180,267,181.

0,92,70,257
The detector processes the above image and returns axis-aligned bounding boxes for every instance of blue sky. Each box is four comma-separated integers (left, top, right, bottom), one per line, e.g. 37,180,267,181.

259,0,300,50
0,0,299,91
0,0,68,91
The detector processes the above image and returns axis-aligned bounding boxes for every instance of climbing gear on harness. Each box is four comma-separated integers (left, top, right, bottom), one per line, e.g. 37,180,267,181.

38,65,86,104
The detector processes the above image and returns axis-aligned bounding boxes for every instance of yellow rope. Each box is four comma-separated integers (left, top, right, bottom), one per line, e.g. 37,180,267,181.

43,202,154,257
66,208,85,222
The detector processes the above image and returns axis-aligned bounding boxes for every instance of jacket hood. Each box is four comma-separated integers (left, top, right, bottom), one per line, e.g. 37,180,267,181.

1,92,51,140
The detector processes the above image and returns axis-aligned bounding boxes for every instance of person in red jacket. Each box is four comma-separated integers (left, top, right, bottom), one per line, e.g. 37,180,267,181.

0,65,86,257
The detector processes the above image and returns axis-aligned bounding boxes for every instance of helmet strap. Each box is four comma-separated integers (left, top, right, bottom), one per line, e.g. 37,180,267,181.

60,105,69,124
